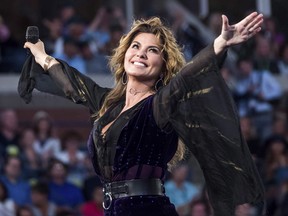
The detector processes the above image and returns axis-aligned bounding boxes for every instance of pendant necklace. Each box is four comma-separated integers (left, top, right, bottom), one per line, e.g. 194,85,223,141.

129,87,151,95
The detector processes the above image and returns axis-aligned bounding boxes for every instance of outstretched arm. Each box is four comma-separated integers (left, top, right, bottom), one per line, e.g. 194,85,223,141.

214,12,263,55
22,40,110,114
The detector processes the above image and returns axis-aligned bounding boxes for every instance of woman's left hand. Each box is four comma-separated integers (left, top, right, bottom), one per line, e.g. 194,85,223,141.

214,12,263,54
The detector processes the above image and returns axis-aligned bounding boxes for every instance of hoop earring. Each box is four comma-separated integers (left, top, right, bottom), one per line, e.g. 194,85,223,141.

122,72,127,85
154,77,164,91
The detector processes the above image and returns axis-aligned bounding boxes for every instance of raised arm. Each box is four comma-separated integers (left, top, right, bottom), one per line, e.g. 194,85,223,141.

22,40,110,114
153,12,265,215
214,12,263,55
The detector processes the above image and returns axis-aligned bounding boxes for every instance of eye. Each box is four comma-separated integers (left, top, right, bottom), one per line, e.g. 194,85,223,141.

131,43,139,49
148,47,160,53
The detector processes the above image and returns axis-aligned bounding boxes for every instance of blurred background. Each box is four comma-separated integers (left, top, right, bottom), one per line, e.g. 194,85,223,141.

0,0,288,215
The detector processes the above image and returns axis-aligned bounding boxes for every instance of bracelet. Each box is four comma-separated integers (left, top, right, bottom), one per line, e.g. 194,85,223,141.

43,55,55,71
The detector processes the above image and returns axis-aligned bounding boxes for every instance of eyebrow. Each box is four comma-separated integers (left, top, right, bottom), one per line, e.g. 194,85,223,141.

132,40,161,50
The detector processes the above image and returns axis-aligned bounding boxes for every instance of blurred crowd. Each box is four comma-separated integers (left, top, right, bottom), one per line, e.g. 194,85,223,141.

1,3,288,216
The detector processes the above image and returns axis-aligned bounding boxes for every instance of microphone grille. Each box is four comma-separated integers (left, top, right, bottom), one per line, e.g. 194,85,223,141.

26,26,39,37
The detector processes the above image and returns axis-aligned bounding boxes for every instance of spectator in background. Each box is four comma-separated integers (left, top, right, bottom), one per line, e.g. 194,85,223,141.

0,180,15,216
262,17,286,57
19,128,43,182
240,116,260,151
30,181,57,216
171,10,205,61
82,163,102,201
274,167,288,215
47,159,84,210
80,186,104,216
190,199,210,216
80,40,110,74
165,163,200,216
53,36,86,74
0,15,10,43
263,135,288,182
32,111,60,167
233,57,282,140
253,35,280,74
0,15,26,73
0,109,20,169
0,156,31,205
99,24,124,56
55,130,88,186
16,206,34,216
87,7,112,52
278,43,288,75
42,16,63,55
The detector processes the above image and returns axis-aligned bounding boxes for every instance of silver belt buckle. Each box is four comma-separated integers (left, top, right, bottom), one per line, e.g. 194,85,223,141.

102,184,112,210
102,192,112,210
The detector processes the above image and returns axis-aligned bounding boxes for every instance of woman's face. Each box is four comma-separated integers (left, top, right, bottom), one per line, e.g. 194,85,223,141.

124,33,164,84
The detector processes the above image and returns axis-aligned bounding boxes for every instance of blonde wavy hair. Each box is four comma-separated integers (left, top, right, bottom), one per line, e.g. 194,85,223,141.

98,17,186,170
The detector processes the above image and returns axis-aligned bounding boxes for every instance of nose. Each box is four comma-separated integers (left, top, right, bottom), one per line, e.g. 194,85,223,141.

136,49,147,59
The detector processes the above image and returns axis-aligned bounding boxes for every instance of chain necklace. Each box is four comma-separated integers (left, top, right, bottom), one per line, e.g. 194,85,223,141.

128,87,152,95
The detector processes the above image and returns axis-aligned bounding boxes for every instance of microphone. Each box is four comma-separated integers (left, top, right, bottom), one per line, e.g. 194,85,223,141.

25,26,39,44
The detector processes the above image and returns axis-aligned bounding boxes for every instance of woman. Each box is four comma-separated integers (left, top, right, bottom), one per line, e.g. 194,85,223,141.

20,12,264,216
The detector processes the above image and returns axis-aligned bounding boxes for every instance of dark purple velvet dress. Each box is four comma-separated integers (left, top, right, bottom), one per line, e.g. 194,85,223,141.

88,95,179,215
18,45,265,216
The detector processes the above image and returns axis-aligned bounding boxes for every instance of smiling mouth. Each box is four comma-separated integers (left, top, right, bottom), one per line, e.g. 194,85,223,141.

133,61,147,67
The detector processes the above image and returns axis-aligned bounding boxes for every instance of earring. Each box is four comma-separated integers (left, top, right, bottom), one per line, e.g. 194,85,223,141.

154,76,164,91
122,72,127,85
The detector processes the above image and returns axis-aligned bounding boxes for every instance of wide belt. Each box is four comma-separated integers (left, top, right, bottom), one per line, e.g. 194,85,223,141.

102,178,165,210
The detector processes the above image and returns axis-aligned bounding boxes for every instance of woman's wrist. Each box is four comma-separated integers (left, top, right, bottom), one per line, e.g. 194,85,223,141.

213,36,228,55
36,54,58,71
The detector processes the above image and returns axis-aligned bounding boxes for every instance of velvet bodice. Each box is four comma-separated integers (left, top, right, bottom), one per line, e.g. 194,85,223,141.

87,95,178,183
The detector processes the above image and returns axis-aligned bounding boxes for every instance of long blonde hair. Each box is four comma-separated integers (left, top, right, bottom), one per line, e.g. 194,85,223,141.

99,17,187,169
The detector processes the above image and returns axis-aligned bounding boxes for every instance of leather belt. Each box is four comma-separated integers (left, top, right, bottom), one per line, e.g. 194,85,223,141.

102,178,165,210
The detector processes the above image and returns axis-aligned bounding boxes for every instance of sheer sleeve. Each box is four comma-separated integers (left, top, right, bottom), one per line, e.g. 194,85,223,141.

153,45,265,215
18,56,110,114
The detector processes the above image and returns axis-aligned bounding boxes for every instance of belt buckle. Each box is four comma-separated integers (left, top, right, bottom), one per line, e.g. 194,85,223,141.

102,184,113,210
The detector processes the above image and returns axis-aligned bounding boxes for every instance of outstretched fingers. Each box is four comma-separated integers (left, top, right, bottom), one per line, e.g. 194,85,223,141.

241,12,259,27
245,14,264,33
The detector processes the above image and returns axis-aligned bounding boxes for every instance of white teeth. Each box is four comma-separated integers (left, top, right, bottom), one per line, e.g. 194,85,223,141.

133,62,145,66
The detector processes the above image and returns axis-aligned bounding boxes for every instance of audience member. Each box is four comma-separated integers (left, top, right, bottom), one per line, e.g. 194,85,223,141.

19,128,43,182
190,199,210,216
30,181,57,216
262,17,286,57
0,109,20,168
47,159,84,210
240,116,261,158
80,186,104,216
233,57,282,140
16,206,34,216
165,163,200,216
278,43,288,76
263,135,288,182
253,35,280,74
32,111,61,167
0,156,31,205
53,36,86,74
0,180,16,216
80,40,110,74
55,130,88,186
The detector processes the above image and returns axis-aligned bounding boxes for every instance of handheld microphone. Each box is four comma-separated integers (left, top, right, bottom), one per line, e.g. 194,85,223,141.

25,26,39,43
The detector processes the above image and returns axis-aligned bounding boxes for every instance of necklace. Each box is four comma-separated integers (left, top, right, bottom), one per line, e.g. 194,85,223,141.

128,87,151,95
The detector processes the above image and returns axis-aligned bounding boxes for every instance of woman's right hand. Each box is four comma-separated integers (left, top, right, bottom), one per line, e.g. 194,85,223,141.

24,40,50,69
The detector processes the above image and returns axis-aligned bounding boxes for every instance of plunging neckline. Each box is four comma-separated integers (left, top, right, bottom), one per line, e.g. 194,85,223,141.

99,95,154,139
